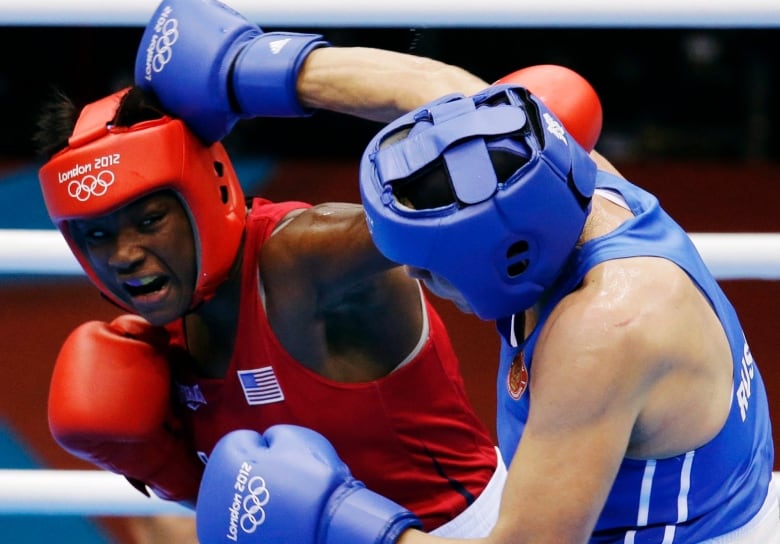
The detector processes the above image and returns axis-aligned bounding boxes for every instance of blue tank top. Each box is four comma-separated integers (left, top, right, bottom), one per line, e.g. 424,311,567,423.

496,173,774,542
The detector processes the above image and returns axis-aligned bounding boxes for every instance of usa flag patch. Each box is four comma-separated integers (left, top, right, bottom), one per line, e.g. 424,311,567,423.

237,367,285,406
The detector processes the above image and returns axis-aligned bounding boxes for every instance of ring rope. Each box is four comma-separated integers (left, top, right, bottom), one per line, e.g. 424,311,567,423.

2,1,780,27
0,470,193,516
1,229,779,280
0,469,776,516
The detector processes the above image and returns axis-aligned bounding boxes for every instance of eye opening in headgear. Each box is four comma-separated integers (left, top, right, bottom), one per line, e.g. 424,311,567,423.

67,187,187,243
382,132,532,212
392,157,456,210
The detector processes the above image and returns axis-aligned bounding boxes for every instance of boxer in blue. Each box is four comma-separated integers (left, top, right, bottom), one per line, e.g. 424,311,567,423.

198,79,777,543
358,86,777,543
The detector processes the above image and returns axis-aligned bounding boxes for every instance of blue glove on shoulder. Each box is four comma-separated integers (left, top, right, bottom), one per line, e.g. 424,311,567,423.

134,0,330,143
196,426,422,544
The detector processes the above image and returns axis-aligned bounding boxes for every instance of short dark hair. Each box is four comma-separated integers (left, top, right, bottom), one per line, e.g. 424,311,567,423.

32,89,78,160
32,86,166,160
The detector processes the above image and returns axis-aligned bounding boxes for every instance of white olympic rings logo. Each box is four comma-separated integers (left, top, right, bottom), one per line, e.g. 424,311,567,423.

240,476,270,534
67,170,115,202
152,18,179,73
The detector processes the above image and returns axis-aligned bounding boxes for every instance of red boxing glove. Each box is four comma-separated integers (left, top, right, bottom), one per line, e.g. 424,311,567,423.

48,314,202,506
495,64,603,152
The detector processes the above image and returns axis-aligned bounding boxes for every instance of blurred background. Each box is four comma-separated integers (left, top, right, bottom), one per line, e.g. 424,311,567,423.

1,12,779,544
2,25,779,161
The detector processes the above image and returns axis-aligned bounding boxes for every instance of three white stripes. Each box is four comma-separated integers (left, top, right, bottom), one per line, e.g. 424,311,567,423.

624,451,695,544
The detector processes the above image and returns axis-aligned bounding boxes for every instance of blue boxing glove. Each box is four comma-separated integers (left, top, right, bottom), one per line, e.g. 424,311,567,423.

196,426,422,544
134,0,330,143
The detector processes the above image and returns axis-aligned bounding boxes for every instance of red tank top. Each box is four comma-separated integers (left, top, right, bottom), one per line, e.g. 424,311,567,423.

169,198,496,530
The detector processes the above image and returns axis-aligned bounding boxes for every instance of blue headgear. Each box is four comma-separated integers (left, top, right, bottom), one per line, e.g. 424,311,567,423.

359,84,597,320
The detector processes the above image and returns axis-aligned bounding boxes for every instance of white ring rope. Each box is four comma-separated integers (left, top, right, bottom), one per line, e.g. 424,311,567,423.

687,233,780,280
0,230,83,276
0,469,776,516
0,470,193,516
1,229,779,280
2,1,780,27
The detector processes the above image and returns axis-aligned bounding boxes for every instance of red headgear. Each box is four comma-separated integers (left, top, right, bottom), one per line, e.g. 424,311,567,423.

38,88,246,311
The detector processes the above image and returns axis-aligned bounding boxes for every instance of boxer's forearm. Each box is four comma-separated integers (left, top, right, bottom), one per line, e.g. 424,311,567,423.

297,47,488,123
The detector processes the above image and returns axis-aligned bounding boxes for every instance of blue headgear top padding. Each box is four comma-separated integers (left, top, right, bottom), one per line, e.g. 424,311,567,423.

359,84,597,320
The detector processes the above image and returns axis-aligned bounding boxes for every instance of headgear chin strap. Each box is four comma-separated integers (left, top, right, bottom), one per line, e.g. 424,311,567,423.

360,84,597,320
39,88,246,312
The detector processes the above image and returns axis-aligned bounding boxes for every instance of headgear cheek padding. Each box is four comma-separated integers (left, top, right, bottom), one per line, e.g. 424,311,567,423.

38,88,246,312
360,85,597,320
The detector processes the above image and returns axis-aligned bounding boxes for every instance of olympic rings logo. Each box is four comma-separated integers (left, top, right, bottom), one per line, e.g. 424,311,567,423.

151,18,179,73
240,476,271,534
67,170,115,202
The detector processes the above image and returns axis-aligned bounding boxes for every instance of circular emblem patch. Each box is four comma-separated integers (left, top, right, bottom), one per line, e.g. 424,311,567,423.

507,352,529,400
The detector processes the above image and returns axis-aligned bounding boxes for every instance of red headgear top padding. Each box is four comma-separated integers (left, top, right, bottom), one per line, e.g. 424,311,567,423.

38,88,246,312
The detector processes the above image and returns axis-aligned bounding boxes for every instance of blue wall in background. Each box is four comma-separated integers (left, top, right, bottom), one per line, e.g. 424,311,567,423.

0,419,111,543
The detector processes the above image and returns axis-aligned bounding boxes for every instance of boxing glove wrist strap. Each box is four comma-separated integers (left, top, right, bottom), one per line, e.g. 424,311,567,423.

232,32,330,117
322,484,422,544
